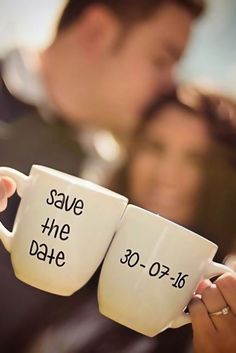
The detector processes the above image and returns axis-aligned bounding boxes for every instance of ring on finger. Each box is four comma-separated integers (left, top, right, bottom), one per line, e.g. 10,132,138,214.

209,305,231,317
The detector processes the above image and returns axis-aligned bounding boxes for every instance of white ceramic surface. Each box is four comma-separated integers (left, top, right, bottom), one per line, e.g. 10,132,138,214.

0,165,128,295
98,204,232,336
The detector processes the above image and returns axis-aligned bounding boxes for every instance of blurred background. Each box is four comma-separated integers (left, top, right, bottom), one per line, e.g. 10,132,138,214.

0,2,236,353
1,0,236,96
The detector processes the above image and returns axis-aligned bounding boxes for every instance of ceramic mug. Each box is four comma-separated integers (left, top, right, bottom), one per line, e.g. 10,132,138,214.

98,204,233,337
0,165,128,296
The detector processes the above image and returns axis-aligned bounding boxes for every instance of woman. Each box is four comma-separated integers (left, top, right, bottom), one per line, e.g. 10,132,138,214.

113,88,236,261
0,88,236,353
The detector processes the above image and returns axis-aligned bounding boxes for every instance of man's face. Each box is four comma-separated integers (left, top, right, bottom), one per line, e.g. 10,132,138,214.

96,4,194,134
55,4,194,135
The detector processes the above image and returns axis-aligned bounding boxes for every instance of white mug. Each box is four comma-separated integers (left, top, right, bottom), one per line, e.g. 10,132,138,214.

98,204,233,337
0,165,128,296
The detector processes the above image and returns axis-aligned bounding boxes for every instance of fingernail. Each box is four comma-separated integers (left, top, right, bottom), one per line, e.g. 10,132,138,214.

194,294,202,300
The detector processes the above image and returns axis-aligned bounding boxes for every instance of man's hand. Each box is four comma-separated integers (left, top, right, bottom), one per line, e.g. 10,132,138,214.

0,177,16,211
189,272,236,353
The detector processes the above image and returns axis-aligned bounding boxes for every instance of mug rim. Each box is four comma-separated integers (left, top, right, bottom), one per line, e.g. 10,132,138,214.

31,165,128,202
126,204,218,251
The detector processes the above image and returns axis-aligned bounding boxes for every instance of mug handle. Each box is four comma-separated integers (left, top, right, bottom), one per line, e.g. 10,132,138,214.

170,260,234,329
0,167,29,252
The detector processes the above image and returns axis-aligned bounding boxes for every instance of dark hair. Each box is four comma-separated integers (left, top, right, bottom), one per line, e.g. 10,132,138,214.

143,88,236,155
58,0,205,32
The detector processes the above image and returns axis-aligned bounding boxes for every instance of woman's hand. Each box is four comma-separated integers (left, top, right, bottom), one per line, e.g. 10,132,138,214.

0,177,16,211
189,272,236,353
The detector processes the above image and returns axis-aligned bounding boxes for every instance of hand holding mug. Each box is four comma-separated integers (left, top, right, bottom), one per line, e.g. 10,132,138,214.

0,176,16,211
98,205,233,337
0,165,128,296
189,272,236,353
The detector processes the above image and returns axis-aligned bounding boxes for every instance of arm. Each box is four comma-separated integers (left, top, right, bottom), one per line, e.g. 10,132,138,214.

189,272,236,353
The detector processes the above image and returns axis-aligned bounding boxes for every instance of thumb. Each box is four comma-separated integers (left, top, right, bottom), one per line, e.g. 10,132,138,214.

0,177,16,211
1,177,16,197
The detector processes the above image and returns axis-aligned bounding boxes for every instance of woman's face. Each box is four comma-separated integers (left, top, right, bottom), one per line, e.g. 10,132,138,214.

128,104,212,226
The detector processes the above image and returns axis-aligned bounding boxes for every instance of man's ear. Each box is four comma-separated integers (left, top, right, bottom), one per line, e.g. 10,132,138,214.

73,5,123,58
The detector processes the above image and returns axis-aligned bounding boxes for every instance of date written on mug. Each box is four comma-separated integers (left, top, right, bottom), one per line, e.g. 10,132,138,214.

120,249,189,289
98,205,233,337
0,165,128,296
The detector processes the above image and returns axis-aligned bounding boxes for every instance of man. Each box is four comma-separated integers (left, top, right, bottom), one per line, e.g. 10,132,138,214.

0,0,202,214
0,1,208,352
1,0,201,134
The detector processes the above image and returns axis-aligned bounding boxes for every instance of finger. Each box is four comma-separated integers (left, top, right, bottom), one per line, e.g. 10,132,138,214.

0,177,16,212
195,279,212,295
189,295,215,336
0,179,7,211
215,273,236,315
2,177,16,197
202,284,227,314
201,283,235,331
